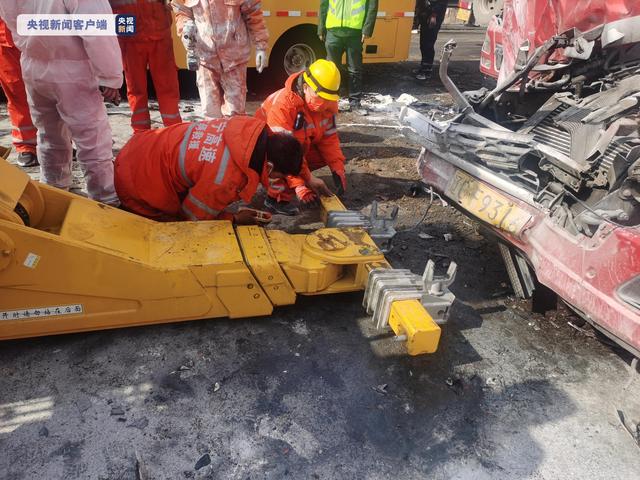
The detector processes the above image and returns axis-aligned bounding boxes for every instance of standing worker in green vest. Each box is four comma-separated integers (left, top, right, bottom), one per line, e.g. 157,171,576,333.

318,0,378,115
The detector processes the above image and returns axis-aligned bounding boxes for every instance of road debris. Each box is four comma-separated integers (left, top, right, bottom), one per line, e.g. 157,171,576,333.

213,382,221,392
396,93,419,105
135,450,148,480
418,233,434,240
372,384,389,395
568,321,596,338
127,418,149,430
616,409,640,450
110,406,125,416
485,377,499,387
195,453,211,470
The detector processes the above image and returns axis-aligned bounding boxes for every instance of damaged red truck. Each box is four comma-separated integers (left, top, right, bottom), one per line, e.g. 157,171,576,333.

401,0,640,356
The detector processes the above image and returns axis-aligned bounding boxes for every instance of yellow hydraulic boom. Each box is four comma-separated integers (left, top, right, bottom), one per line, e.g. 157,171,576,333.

0,158,446,355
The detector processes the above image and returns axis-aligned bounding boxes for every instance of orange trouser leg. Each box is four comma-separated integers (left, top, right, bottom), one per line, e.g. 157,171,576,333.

0,45,37,154
120,40,152,133
267,147,327,202
148,35,181,127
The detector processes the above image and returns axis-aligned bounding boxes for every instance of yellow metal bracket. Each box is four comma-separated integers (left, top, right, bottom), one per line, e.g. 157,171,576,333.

321,196,446,356
389,300,441,355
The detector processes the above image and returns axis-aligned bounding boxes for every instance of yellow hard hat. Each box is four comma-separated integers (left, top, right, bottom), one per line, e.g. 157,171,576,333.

303,59,341,101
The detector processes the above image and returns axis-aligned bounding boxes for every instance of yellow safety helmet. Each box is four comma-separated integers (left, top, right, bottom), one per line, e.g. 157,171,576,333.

303,59,341,101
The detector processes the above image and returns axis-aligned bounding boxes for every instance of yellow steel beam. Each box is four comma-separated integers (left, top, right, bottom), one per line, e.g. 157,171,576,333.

0,159,443,355
235,226,297,306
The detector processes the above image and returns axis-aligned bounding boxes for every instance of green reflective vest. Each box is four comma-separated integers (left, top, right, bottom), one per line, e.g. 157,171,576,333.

326,0,367,30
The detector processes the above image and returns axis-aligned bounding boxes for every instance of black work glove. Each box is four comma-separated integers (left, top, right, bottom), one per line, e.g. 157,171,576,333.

332,171,346,196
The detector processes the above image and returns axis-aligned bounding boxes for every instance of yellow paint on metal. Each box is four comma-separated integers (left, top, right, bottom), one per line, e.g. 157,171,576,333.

456,7,472,23
0,160,443,355
319,195,441,355
0,170,275,339
236,226,297,306
446,169,532,235
267,227,386,295
0,155,30,225
388,299,441,355
319,195,347,223
0,145,10,160
0,231,14,271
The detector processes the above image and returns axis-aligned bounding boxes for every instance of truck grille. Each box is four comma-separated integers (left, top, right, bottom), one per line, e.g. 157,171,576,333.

531,103,572,157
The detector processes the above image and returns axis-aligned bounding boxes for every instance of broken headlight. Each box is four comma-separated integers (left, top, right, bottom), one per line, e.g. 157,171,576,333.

618,276,640,310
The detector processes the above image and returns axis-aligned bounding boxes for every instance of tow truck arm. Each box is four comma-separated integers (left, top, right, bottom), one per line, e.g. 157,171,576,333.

0,158,454,355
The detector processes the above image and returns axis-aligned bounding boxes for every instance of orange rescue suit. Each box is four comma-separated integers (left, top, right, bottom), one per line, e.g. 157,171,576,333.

0,18,37,154
255,72,346,202
115,116,268,221
109,0,181,132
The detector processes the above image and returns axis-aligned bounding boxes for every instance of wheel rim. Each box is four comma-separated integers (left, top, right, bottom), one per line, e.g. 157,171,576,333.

283,43,316,75
478,0,501,12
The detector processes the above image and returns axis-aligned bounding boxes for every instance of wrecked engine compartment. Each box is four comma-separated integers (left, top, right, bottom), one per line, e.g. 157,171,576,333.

405,16,640,239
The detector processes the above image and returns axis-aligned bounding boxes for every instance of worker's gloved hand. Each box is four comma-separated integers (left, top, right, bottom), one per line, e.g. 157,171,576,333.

234,208,272,225
307,175,333,198
295,185,318,207
182,20,197,49
100,86,121,106
256,50,268,73
182,20,199,71
331,170,347,196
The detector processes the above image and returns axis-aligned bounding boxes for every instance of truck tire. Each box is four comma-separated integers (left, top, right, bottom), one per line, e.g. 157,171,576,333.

471,0,504,26
267,26,326,86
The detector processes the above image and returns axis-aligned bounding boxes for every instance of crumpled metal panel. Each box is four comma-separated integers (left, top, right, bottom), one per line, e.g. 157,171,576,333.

498,0,640,85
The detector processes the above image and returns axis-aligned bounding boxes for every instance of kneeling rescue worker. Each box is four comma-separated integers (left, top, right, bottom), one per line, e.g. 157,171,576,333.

114,116,303,224
255,59,346,216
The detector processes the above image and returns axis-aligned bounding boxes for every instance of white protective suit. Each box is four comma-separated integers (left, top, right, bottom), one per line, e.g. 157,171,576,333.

172,0,269,119
0,0,123,205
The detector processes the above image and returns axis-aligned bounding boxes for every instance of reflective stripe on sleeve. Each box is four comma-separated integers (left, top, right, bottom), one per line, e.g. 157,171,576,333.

12,135,36,144
187,193,220,217
178,123,197,187
271,126,293,134
181,204,198,221
214,147,231,185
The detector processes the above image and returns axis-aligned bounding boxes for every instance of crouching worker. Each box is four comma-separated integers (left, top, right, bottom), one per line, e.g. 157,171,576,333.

255,59,345,216
114,116,302,224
